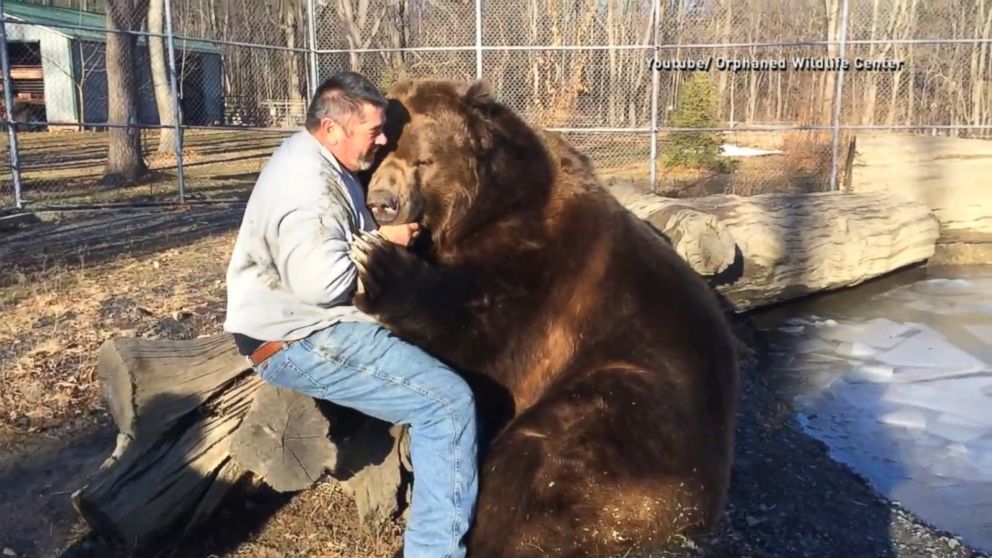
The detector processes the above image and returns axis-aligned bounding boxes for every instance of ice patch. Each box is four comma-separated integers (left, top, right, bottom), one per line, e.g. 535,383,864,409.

766,269,992,552
794,338,835,354
844,363,894,383
909,278,973,296
927,414,989,443
873,325,986,372
879,408,927,429
817,317,917,350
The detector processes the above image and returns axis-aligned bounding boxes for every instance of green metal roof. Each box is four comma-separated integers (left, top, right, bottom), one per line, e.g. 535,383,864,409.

2,0,220,54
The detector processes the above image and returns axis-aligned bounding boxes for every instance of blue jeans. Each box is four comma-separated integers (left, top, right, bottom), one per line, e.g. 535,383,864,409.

253,320,479,558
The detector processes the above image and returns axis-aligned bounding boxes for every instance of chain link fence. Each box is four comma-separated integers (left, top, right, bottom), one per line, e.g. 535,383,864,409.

0,0,990,211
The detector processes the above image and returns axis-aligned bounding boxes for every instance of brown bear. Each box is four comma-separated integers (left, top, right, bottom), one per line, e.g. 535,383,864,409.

350,78,740,558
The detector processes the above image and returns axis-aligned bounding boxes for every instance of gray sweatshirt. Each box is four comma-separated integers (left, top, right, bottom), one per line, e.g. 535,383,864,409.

223,130,378,342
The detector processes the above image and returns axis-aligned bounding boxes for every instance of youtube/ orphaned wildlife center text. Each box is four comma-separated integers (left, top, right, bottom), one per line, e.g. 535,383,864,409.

647,56,905,72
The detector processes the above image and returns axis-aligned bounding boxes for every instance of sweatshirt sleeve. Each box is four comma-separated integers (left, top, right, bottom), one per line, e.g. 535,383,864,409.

273,202,360,308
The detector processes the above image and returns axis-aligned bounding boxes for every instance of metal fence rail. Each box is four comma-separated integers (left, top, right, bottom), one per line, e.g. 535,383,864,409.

0,0,991,212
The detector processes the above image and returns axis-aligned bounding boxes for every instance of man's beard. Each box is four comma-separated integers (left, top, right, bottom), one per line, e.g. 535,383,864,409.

355,146,378,171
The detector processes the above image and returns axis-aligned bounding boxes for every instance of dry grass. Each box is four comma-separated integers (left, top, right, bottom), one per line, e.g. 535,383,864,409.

0,231,235,436
653,130,842,198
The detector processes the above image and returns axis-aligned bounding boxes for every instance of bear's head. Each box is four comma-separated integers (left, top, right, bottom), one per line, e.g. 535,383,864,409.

363,79,554,254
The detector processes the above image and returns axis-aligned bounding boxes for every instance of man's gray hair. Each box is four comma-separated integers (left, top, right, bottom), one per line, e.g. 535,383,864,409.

305,71,388,131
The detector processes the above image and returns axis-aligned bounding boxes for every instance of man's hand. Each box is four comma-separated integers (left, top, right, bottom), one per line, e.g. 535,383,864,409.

378,222,421,247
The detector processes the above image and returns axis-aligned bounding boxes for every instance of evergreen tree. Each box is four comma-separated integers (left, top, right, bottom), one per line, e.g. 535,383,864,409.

662,72,727,172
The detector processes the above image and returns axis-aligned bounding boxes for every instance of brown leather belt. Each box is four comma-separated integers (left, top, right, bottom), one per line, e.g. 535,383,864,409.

249,340,287,367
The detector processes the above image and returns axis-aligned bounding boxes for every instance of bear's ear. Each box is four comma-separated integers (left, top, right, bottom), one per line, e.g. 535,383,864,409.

458,79,497,152
462,79,494,112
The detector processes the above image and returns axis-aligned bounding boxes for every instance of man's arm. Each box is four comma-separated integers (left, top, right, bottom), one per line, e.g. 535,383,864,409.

273,203,364,308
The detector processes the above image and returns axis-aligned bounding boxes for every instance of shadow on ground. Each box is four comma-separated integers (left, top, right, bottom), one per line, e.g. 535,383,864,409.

0,206,246,284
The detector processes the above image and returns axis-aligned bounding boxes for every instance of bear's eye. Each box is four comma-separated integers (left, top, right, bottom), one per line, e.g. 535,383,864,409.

413,159,433,167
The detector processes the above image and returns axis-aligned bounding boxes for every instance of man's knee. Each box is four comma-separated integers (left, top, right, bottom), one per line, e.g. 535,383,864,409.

441,369,474,405
434,370,477,425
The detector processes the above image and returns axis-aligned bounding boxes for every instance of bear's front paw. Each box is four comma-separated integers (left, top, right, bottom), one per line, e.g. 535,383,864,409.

350,230,419,313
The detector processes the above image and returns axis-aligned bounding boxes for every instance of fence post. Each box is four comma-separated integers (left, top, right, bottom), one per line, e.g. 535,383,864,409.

829,0,850,192
648,0,660,194
163,0,186,203
0,0,25,210
474,0,482,79
306,0,319,98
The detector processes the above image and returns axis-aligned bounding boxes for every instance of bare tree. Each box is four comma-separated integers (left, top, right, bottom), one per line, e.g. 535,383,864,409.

971,0,992,126
335,0,387,72
23,0,981,140
103,0,150,185
822,0,841,123
263,0,303,101
381,0,410,78
148,0,178,154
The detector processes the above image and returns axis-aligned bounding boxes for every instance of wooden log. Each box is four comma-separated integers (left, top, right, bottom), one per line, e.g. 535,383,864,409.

71,335,262,542
72,333,410,545
617,189,940,311
622,195,737,276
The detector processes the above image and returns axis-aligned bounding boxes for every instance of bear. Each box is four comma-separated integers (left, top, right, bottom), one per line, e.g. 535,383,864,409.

350,78,740,558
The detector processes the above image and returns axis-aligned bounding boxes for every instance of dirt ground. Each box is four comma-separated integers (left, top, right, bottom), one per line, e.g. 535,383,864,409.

1,205,989,558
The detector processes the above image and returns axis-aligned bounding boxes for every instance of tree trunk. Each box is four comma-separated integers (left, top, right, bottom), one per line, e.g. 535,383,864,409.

615,189,940,311
973,0,992,127
822,0,840,123
383,0,409,75
716,0,731,120
103,0,150,185
148,0,177,154
862,0,880,125
606,0,617,126
284,0,301,103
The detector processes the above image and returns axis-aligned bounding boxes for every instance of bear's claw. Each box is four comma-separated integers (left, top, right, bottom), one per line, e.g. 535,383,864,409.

350,229,402,306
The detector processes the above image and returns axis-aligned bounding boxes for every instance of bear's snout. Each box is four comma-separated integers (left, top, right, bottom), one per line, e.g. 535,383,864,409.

367,158,425,226
367,189,399,224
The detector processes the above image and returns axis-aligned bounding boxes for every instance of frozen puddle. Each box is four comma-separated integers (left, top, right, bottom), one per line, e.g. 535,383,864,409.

762,273,992,552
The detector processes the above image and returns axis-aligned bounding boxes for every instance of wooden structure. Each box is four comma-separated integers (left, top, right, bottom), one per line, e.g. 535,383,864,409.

71,189,941,546
0,41,45,122
1,0,223,128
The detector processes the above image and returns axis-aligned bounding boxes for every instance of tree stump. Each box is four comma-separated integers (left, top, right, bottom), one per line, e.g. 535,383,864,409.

72,334,409,544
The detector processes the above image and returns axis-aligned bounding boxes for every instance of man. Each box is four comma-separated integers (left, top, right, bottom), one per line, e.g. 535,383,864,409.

223,71,479,558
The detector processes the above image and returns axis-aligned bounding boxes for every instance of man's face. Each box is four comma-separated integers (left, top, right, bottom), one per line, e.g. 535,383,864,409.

326,102,387,172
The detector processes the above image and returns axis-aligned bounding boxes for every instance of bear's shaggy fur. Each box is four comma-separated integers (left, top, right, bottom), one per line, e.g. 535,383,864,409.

352,79,740,557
